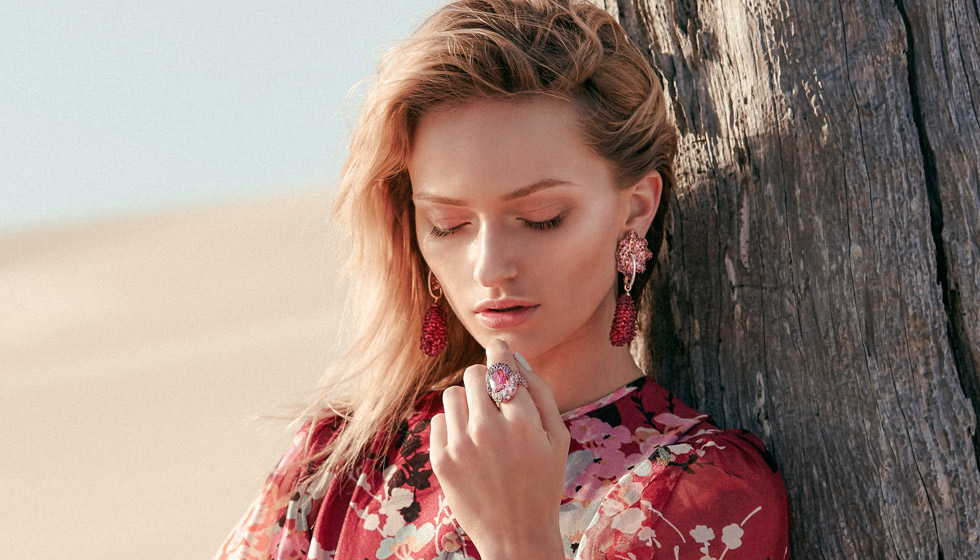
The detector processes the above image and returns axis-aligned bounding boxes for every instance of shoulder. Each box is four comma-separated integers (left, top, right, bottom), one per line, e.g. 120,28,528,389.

652,428,790,559
571,379,789,559
578,427,789,560
654,427,788,525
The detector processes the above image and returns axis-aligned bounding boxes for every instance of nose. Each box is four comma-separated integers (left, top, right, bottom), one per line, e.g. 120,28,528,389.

472,223,518,287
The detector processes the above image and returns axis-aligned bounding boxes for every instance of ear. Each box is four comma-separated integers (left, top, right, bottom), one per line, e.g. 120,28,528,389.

622,170,662,237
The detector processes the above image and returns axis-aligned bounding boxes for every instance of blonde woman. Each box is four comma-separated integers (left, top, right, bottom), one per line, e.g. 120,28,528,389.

217,1,789,559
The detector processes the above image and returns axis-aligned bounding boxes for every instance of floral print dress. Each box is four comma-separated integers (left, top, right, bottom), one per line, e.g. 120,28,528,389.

217,376,789,560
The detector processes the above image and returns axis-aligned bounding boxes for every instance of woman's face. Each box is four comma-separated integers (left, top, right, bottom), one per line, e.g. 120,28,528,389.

409,98,641,360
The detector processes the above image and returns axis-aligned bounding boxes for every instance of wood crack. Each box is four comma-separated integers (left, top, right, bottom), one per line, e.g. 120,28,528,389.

895,0,980,476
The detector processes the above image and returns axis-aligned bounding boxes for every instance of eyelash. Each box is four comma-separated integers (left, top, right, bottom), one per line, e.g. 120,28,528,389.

429,214,565,238
430,224,464,238
524,215,564,230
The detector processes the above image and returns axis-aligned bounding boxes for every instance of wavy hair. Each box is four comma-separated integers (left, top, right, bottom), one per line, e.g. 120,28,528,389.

297,0,677,490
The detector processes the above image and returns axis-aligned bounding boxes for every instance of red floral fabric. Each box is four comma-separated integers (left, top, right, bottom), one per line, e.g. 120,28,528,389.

217,377,789,560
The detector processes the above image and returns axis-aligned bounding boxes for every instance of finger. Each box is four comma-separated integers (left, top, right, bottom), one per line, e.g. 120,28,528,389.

461,364,498,421
429,412,447,467
512,351,567,442
485,340,538,424
441,385,469,446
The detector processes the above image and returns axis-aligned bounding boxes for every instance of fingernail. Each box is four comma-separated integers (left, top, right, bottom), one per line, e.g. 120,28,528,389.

513,351,532,371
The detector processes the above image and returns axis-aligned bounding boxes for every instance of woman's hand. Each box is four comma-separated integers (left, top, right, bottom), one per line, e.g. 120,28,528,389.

430,339,570,560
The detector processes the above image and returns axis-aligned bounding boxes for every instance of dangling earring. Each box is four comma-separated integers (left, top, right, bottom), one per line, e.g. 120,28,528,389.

610,231,653,347
420,271,448,356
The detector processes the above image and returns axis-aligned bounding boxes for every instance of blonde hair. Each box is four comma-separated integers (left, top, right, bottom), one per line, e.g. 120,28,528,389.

298,0,677,490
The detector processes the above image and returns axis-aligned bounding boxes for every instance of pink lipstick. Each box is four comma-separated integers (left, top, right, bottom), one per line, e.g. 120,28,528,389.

474,299,539,329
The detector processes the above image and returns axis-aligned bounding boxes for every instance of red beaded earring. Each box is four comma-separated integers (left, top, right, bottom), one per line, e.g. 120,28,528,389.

610,231,653,346
420,271,448,356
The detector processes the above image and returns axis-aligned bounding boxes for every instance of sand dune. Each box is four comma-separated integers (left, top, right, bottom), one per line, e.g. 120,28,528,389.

0,190,347,558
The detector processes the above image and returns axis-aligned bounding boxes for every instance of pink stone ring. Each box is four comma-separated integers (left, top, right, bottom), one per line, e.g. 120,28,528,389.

485,362,527,404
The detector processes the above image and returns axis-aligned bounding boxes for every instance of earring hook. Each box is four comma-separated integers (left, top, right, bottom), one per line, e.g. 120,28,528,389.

428,271,443,301
624,255,637,294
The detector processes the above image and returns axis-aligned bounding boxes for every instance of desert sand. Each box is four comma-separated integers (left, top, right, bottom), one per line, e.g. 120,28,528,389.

0,189,347,558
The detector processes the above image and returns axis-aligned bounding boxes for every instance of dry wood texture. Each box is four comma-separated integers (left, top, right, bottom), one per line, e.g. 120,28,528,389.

596,0,980,556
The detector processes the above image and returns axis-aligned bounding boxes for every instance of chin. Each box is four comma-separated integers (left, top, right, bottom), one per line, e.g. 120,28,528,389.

470,329,552,361
473,331,522,349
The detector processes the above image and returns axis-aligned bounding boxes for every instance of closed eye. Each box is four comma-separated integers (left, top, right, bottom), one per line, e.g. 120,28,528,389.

430,224,465,237
430,214,563,237
523,214,564,230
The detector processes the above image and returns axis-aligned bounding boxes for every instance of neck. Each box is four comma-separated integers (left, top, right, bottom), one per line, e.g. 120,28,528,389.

525,304,646,414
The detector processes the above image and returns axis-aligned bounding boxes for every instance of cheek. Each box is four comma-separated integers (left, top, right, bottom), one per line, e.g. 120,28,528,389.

545,227,618,300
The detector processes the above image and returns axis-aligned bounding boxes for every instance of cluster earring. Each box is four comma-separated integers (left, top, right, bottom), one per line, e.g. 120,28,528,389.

610,230,653,347
420,271,448,356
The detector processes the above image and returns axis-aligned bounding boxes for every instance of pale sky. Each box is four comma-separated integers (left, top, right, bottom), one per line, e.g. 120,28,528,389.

0,0,445,232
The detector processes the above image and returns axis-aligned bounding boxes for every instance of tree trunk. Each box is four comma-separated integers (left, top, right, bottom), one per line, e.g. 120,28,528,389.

597,0,980,556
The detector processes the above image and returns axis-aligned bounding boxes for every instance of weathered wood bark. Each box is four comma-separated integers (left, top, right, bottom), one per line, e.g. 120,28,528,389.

594,0,980,557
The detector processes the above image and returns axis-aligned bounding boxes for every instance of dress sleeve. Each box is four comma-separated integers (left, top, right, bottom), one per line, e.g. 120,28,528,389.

647,430,788,559
214,424,320,560
578,430,789,560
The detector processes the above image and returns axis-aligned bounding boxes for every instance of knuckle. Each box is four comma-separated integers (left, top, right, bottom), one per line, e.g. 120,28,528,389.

429,447,449,472
463,370,490,393
442,385,465,403
508,405,537,426
468,420,499,447
462,364,486,384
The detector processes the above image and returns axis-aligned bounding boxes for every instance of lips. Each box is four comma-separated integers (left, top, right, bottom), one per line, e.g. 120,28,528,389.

475,298,539,329
475,298,536,313
484,305,524,312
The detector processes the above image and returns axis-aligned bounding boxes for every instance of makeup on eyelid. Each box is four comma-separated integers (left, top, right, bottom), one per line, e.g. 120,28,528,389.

429,215,564,237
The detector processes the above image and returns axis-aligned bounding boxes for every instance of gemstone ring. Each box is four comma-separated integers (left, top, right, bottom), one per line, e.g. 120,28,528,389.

485,362,527,405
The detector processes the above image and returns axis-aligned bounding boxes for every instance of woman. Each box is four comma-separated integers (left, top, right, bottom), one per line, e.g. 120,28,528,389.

217,1,789,559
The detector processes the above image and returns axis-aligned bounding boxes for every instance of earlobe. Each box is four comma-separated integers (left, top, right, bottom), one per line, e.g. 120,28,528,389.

624,170,662,237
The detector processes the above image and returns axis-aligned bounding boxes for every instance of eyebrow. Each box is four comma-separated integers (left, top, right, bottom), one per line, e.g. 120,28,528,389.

412,179,573,206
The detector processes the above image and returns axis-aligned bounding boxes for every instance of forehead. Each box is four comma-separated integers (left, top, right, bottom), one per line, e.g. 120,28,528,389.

408,98,613,201
415,95,577,132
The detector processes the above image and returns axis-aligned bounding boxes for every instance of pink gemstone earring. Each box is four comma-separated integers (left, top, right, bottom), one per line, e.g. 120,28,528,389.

610,231,653,346
420,271,448,356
